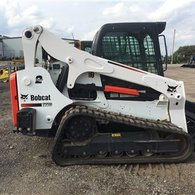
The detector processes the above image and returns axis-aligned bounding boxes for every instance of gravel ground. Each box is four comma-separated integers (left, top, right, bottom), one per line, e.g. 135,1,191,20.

0,66,195,195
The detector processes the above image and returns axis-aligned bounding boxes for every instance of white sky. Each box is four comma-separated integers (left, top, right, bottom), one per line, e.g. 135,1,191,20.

0,0,195,54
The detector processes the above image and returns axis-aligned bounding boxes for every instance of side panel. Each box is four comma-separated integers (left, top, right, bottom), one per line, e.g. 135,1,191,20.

107,100,169,121
16,67,73,129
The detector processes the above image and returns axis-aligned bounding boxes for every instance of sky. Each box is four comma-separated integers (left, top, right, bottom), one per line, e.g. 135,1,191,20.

0,0,195,54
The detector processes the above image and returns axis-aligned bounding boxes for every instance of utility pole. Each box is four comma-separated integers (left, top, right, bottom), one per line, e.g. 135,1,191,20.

171,29,176,64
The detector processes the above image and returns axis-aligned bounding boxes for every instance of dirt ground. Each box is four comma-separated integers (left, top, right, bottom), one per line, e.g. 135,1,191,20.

0,66,195,195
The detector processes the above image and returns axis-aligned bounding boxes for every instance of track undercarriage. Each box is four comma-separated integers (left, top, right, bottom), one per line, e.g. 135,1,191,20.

52,105,193,166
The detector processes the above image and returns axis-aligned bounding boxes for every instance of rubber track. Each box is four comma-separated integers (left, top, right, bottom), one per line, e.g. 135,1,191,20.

52,105,193,166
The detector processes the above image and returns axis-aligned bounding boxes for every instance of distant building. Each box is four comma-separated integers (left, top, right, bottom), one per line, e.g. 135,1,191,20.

0,36,23,60
0,39,3,59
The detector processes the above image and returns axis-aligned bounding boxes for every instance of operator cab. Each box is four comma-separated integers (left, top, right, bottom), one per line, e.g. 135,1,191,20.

92,22,167,76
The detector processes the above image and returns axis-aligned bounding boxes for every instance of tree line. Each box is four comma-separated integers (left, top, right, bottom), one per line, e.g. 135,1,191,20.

168,45,195,64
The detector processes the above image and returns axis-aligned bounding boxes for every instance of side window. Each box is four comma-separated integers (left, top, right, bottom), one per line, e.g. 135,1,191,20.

102,34,120,59
143,35,157,74
144,35,155,57
122,36,141,60
102,32,141,64
101,32,158,74
84,47,92,53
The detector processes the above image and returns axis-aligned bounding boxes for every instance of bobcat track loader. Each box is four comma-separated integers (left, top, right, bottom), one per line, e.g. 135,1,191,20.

10,24,194,166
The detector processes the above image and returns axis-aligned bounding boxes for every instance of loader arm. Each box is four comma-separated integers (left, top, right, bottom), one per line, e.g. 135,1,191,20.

22,25,187,131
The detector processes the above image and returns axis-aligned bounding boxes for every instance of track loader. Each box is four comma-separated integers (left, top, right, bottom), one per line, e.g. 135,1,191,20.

10,24,195,166
182,54,195,68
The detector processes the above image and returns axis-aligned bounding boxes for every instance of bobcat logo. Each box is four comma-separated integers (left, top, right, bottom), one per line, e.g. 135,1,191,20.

20,94,29,101
35,75,43,84
167,85,178,93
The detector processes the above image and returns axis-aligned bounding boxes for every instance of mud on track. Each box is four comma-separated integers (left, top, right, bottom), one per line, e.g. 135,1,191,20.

0,67,195,195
